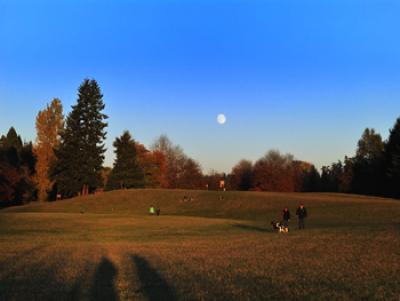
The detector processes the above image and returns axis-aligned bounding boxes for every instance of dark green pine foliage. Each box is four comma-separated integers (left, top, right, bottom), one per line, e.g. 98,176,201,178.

5,127,23,152
54,79,108,197
0,128,23,165
385,118,400,198
0,128,36,204
302,165,321,192
3,127,23,166
106,131,144,190
352,128,385,196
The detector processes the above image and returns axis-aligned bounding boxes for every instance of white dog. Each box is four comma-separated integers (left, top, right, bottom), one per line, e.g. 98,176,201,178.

271,221,289,233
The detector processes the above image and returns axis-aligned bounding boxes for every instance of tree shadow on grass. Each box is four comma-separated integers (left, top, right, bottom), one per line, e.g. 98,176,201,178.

233,223,272,233
132,255,177,301
89,257,118,301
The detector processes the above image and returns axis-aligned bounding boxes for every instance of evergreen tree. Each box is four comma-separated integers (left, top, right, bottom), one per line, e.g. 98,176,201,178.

0,128,36,205
385,118,400,197
106,131,144,190
53,79,107,197
301,165,321,192
3,127,23,166
5,127,23,153
352,128,385,195
320,161,343,192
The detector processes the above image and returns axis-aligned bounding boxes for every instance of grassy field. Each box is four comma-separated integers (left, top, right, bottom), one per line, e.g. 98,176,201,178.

1,189,399,300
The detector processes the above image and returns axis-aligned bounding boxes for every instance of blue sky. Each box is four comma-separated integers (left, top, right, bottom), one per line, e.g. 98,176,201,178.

1,0,400,173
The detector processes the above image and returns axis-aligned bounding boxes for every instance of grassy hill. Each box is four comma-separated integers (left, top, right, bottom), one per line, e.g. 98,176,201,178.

5,189,399,227
1,190,399,300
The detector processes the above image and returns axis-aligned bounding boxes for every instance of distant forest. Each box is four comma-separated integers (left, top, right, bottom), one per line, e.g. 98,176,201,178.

2,78,400,206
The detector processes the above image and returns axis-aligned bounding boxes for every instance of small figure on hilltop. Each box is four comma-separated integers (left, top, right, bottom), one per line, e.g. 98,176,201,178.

282,207,291,231
156,207,161,216
296,203,308,229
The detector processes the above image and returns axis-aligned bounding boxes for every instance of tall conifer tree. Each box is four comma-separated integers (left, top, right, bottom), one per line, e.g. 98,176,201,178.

385,118,400,197
54,79,107,197
352,128,385,195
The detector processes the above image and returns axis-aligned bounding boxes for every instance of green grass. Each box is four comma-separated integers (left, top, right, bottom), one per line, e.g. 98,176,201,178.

1,189,400,300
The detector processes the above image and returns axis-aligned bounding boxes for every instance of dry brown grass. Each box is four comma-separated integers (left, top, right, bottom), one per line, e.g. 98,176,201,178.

1,190,400,300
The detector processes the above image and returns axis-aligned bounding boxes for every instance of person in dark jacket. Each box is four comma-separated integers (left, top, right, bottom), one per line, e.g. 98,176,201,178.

296,203,308,229
282,207,290,229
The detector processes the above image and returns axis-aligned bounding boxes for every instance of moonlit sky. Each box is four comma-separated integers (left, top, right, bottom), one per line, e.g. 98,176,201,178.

1,0,400,173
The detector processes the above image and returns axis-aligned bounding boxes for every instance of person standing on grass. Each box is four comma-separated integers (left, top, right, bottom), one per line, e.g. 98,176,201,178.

296,203,308,229
282,207,291,229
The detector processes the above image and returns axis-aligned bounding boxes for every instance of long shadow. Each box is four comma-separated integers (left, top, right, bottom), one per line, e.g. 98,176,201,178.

132,255,177,301
0,246,88,300
233,223,271,233
89,257,118,301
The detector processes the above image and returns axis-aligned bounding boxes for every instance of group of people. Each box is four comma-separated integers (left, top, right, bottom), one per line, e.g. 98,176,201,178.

147,202,307,230
281,204,308,230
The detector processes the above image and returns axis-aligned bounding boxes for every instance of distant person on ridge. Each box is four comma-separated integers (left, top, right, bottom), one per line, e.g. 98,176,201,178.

282,207,290,230
296,204,308,229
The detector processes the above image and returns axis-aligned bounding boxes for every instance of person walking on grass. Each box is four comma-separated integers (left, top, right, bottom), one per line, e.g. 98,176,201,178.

282,207,291,230
296,203,308,229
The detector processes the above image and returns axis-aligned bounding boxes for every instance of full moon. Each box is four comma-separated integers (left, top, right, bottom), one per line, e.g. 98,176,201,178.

217,114,226,125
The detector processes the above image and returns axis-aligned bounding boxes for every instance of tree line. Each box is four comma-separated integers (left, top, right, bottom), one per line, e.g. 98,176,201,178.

0,79,207,204
228,151,320,192
228,121,400,199
317,125,400,198
1,78,400,205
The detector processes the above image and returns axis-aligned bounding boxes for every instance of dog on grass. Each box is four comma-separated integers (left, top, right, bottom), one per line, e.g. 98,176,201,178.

271,221,289,233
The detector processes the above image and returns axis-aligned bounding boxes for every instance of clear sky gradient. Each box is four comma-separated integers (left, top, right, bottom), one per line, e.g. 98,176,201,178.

1,0,400,173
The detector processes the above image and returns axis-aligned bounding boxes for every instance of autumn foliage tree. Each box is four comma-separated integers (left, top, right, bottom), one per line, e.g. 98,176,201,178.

151,135,186,188
136,143,167,188
292,161,318,192
179,158,204,189
252,150,296,192
0,160,20,204
151,135,204,189
34,98,64,201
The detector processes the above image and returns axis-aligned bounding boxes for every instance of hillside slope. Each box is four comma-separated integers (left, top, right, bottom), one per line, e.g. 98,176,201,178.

4,189,399,227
